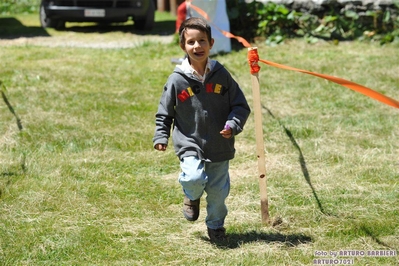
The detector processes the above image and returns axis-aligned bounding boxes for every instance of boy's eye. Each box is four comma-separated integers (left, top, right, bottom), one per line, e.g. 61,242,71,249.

186,39,207,46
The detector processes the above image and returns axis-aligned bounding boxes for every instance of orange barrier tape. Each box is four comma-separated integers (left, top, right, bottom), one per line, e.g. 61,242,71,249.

189,3,252,48
188,2,210,21
189,2,399,109
248,48,261,74
258,57,399,109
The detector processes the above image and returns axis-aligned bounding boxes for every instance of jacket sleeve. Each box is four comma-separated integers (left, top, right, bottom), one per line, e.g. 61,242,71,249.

225,72,251,136
152,82,176,147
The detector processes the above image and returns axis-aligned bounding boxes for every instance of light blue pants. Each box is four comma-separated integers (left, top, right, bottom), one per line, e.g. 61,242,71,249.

179,156,230,230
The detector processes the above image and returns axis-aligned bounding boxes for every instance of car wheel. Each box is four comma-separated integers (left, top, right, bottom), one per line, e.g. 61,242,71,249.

134,0,155,30
40,2,65,30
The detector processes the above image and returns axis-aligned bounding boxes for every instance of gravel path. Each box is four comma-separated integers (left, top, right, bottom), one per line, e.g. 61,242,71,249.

0,32,174,49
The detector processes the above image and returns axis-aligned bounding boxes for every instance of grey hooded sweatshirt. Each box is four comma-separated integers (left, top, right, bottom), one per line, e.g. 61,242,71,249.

153,60,250,162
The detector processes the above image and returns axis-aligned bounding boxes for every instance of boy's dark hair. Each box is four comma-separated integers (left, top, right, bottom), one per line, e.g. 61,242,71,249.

179,17,212,47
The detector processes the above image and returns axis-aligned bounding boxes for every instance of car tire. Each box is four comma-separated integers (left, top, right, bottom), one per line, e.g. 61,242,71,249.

40,2,65,30
134,0,155,30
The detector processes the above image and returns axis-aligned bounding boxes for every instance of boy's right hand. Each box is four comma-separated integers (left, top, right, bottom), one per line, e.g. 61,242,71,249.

154,143,167,151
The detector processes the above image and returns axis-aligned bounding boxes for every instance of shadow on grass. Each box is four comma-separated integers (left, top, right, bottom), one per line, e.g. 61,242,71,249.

200,230,312,249
0,17,176,39
0,17,50,39
1,82,27,174
263,105,335,216
360,225,397,250
60,19,176,36
0,171,23,199
0,172,18,177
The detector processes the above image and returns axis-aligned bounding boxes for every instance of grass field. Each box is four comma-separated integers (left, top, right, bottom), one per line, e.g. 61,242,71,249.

0,13,398,265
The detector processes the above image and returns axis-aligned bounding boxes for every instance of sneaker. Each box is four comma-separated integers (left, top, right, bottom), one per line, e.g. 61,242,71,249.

183,195,200,221
207,227,227,242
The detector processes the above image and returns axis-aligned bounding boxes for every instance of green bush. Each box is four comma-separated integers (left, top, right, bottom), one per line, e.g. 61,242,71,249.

227,1,399,45
0,0,39,15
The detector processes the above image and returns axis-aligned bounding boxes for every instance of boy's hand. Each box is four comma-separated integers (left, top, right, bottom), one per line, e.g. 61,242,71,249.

154,143,167,151
220,128,232,139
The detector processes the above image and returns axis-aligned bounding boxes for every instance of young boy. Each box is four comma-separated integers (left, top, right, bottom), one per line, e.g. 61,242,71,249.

153,17,250,242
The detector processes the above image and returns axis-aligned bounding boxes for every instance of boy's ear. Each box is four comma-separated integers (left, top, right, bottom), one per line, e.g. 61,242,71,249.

179,42,186,51
210,38,215,49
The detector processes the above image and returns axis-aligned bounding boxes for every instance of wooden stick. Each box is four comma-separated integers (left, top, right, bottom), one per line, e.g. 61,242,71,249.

248,47,270,225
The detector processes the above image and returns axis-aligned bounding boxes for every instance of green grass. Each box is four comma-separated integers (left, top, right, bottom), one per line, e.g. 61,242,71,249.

0,13,398,265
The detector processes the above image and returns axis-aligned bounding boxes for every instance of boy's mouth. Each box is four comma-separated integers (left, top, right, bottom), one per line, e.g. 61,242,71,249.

194,51,205,57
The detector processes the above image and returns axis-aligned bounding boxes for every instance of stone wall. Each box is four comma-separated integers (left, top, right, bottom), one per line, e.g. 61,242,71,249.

247,0,398,14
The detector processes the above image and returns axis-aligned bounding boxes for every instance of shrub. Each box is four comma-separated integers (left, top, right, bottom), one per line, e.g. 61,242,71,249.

0,0,39,15
227,0,399,45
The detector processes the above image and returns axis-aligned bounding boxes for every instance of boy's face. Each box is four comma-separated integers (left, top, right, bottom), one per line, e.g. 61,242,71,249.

180,28,214,67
